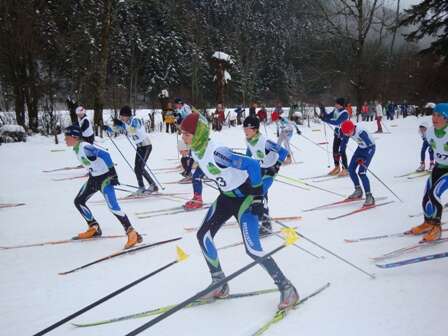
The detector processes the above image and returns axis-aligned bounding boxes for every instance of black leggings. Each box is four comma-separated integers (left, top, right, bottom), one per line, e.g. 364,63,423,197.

196,193,288,288
74,174,131,231
135,145,156,188
422,165,448,223
333,134,348,168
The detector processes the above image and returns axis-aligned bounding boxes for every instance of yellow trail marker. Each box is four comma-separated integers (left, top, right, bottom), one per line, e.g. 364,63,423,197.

176,246,189,262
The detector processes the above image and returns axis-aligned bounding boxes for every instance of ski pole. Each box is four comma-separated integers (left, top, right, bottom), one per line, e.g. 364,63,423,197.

272,218,376,280
323,123,331,168
33,247,188,336
105,133,135,174
125,242,292,335
277,174,346,197
362,164,403,203
124,135,165,190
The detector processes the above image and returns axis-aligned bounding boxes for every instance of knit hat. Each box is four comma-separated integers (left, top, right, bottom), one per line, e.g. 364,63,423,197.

434,103,448,119
119,105,132,117
340,120,355,135
243,116,260,129
64,125,82,137
181,113,209,158
174,97,183,104
180,113,200,135
335,97,346,107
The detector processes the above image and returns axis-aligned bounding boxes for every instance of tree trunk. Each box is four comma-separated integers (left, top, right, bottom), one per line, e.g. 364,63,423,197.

14,85,26,127
92,0,113,137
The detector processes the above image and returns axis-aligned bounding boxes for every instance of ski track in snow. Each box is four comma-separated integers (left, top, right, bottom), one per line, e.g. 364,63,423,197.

1,116,447,336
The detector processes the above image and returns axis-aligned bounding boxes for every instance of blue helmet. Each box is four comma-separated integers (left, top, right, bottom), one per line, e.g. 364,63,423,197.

434,103,448,119
64,125,82,137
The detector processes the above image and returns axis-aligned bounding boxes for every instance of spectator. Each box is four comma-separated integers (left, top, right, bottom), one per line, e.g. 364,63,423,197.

235,105,245,125
386,101,395,120
249,102,257,118
368,101,375,122
257,105,267,123
375,100,383,133
361,101,369,121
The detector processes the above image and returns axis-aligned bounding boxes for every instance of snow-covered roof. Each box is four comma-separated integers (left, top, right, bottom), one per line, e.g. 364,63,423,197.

212,51,234,64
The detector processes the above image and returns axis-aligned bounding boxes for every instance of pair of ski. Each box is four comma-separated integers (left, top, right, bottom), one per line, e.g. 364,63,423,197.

90,191,189,204
136,203,212,219
51,174,88,181
42,165,83,173
394,170,430,179
72,283,330,336
304,196,392,220
0,203,25,209
0,234,134,250
311,175,348,183
59,236,181,275
371,237,448,262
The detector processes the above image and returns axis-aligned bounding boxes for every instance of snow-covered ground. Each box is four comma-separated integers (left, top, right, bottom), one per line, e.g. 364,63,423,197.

1,115,447,336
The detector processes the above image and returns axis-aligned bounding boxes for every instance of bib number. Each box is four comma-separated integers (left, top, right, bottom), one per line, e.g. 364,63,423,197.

216,177,227,187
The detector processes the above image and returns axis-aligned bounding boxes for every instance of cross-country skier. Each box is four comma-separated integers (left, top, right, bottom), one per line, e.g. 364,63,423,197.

320,98,349,176
416,122,435,172
407,103,448,242
277,115,300,164
340,120,376,206
113,106,158,194
75,106,94,144
180,113,299,309
64,125,142,249
243,116,289,236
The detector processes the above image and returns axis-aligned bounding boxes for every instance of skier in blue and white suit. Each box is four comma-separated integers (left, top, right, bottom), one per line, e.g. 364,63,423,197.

180,112,299,310
340,120,376,207
243,116,289,236
64,125,142,249
320,98,350,176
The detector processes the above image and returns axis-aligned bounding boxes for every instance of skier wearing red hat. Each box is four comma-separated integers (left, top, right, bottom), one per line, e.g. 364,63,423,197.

340,120,376,206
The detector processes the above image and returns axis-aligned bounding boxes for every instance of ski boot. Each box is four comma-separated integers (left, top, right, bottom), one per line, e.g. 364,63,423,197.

406,221,435,236
146,184,159,193
422,224,442,242
124,227,143,249
133,186,146,196
184,193,203,210
259,219,272,237
76,224,102,240
328,165,340,176
363,192,375,207
201,271,230,300
338,168,348,177
278,281,299,310
416,162,425,172
429,161,435,172
347,186,363,200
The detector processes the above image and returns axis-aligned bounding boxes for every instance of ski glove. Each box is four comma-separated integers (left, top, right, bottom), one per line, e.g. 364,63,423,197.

265,161,282,176
250,195,264,220
103,125,113,136
108,167,120,186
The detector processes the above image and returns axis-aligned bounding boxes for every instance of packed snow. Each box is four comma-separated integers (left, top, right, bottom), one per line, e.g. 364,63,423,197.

1,114,447,336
